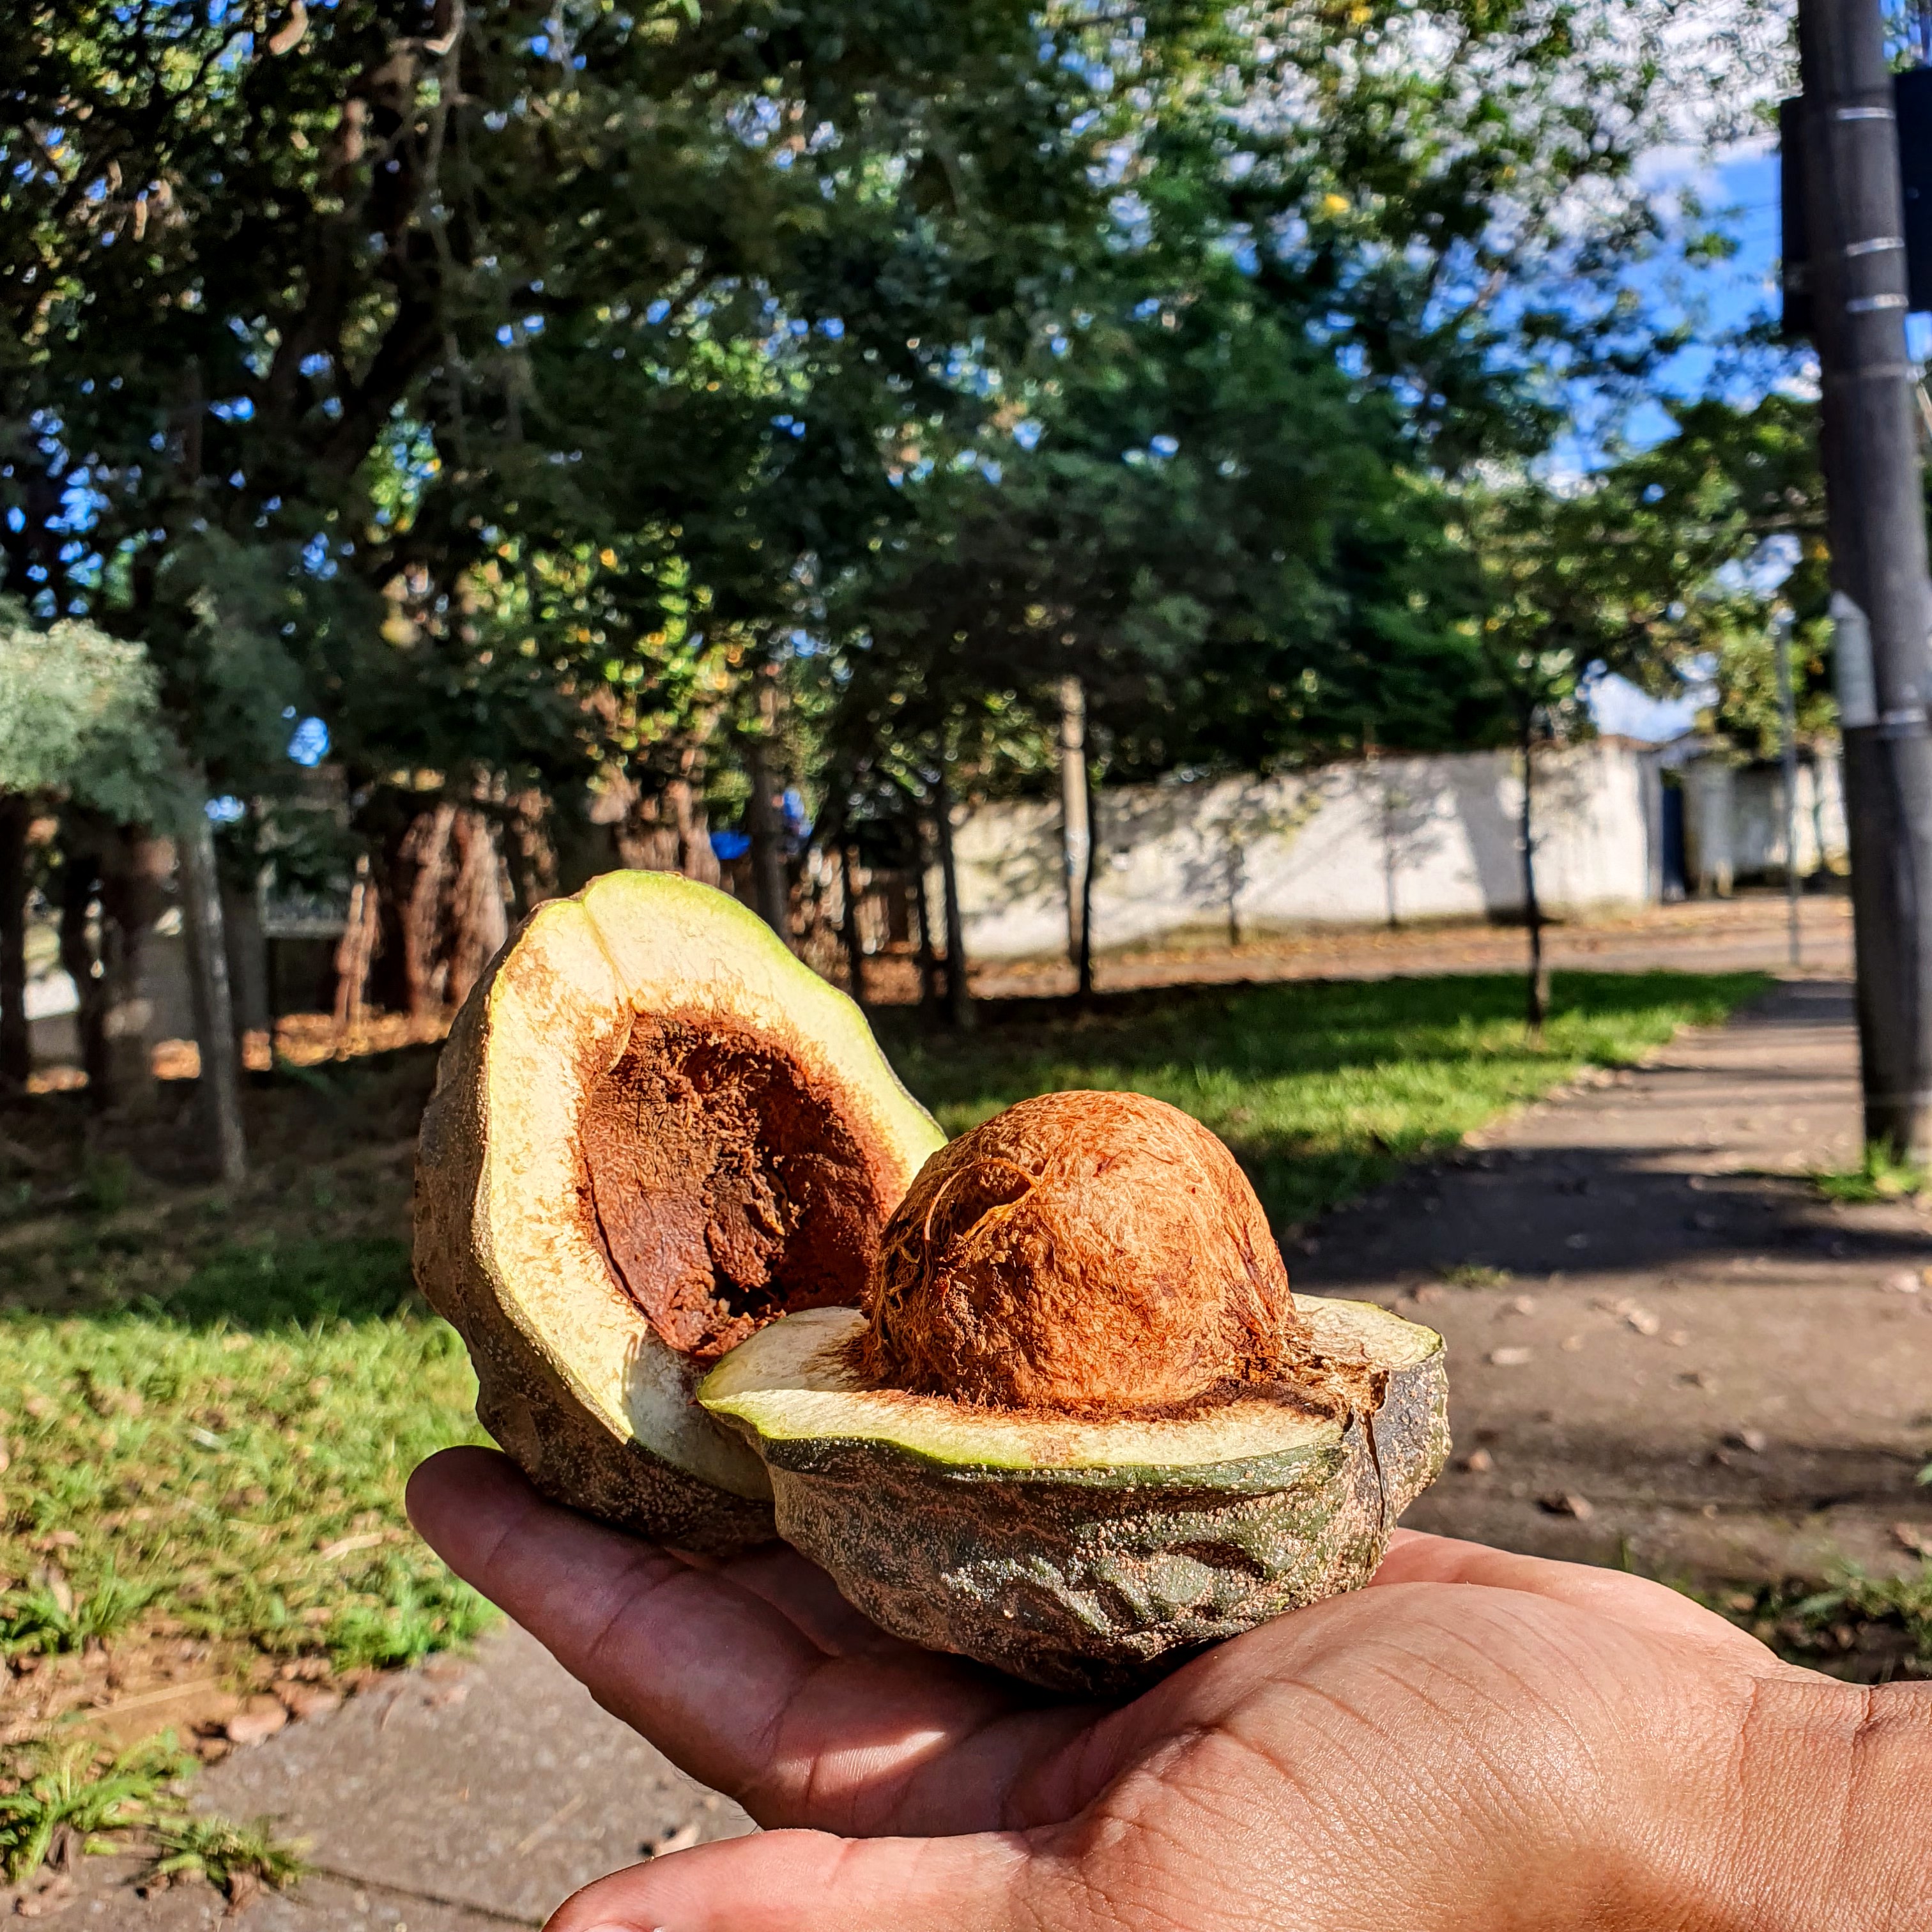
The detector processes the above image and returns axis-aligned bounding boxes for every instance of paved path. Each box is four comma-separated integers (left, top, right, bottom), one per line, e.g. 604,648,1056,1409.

75,1627,751,1930
1301,978,1932,1579
73,970,1932,1928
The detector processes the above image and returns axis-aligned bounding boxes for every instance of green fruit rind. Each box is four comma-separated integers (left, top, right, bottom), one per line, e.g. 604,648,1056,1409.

414,871,945,1556
700,1298,1449,1692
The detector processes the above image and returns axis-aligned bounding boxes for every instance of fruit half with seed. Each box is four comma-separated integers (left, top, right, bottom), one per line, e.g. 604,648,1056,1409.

413,870,945,1554
700,1091,1448,1692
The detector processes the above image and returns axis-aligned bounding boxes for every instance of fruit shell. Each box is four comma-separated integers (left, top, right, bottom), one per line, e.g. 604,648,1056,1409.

700,1297,1450,1694
413,870,944,1556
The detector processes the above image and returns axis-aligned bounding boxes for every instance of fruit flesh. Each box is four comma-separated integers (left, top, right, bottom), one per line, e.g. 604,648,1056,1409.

583,1014,897,1361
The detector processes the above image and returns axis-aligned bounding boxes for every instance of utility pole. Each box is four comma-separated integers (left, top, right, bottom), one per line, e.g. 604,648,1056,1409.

1800,0,1932,1162
1774,608,1803,970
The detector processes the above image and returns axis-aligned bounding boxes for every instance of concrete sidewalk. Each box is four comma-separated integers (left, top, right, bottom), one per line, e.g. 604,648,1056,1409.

75,974,1932,1929
79,1625,752,1930
1301,977,1932,1580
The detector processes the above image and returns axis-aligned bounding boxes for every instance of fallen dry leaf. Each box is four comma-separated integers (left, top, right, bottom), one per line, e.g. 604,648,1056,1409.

1538,1492,1594,1520
277,1683,341,1722
1892,1522,1932,1560
224,1696,289,1747
314,1530,386,1562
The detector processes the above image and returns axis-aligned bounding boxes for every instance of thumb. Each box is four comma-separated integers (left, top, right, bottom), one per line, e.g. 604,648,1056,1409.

544,1825,1059,1932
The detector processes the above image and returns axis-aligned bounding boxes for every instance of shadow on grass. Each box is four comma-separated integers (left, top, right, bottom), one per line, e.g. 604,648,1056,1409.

137,1236,419,1331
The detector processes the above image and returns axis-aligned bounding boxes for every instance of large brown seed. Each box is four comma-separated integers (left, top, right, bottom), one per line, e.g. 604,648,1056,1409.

854,1089,1307,1415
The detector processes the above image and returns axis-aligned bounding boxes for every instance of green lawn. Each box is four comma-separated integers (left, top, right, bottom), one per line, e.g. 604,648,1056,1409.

0,1240,492,1680
0,969,1767,1722
881,970,1769,1230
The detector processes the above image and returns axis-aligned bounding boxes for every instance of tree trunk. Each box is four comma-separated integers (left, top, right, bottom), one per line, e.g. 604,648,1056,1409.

95,827,165,1117
745,734,790,939
839,840,868,1012
933,763,974,1031
0,795,29,1088
399,802,459,1018
1058,677,1090,971
503,789,557,916
332,855,380,1044
57,839,109,1100
1519,710,1549,1043
670,771,722,885
178,807,247,1185
447,809,509,1008
910,807,940,1018
1077,751,1098,1006
222,879,271,1045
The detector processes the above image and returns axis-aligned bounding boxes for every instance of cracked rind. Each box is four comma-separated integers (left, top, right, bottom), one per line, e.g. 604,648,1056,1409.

701,1298,1448,1690
413,871,945,1556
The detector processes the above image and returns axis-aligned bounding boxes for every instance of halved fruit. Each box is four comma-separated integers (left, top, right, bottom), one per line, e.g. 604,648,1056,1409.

413,871,946,1554
699,1296,1449,1693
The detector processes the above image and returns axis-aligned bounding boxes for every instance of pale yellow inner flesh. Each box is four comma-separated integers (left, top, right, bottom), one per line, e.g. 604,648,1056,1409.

699,1296,1439,1472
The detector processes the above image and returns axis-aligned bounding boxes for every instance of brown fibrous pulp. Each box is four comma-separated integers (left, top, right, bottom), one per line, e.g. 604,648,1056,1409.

581,1015,891,1360
854,1089,1384,1419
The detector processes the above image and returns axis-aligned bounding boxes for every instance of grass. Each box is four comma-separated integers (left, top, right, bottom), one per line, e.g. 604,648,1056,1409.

0,1731,308,1898
880,970,1768,1230
147,1809,311,1897
1815,1142,1929,1206
1709,1566,1932,1683
0,1232,492,1692
0,1733,190,1882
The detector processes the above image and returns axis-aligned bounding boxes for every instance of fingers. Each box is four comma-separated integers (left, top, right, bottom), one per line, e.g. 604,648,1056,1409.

408,1447,1090,1836
543,1827,1045,1932
1371,1529,1774,1662
714,1540,922,1659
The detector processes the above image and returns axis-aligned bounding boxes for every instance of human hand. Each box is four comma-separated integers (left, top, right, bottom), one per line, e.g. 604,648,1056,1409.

408,1446,1932,1931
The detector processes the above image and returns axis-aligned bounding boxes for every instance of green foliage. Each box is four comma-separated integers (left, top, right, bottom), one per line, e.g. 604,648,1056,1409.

1,0,1796,861
0,1567,160,1656
0,1733,307,1896
0,600,177,822
0,1734,191,1883
1792,1568,1932,1668
879,970,1767,1229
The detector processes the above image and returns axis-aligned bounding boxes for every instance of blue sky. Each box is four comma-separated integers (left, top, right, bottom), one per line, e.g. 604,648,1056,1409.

1586,141,1793,742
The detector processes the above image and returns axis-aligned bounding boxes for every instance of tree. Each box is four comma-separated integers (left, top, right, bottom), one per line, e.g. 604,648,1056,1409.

0,601,172,1094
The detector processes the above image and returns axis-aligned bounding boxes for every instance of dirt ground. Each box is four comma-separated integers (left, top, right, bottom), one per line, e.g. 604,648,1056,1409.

972,889,1855,997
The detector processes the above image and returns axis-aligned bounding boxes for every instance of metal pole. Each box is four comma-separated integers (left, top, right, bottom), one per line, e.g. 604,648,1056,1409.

1775,607,1802,969
1799,0,1932,1160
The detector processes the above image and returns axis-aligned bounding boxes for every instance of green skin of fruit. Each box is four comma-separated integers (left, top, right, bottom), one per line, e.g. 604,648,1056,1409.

700,1299,1450,1696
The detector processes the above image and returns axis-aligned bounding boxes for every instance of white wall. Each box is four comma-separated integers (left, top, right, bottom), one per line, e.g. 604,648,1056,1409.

945,740,1664,962
1731,753,1848,879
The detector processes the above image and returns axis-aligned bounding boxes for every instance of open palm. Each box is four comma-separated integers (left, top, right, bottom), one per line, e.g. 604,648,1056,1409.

408,1445,1918,1932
